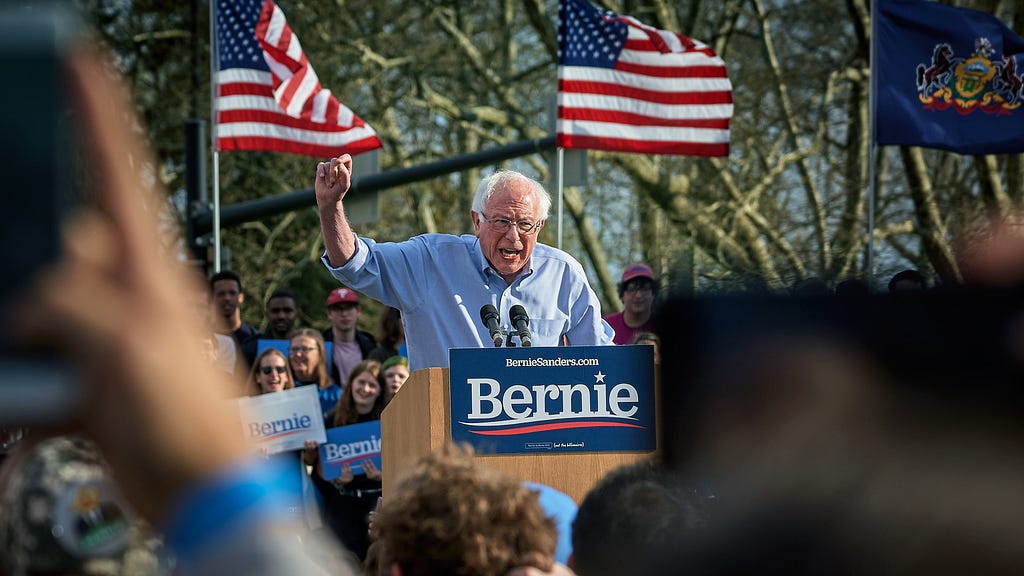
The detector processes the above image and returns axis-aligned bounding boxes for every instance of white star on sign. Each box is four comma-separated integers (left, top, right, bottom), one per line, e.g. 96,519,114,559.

594,371,606,383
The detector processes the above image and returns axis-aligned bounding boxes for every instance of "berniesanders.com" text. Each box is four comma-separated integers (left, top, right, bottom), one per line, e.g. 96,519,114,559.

505,357,599,368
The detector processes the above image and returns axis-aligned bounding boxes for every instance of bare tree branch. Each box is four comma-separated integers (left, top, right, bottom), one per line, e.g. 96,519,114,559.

900,146,961,283
973,154,1011,213
519,0,558,61
752,0,831,272
712,156,807,278
562,185,620,310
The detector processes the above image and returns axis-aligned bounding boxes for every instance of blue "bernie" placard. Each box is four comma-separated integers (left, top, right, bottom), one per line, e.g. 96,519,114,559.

318,420,382,478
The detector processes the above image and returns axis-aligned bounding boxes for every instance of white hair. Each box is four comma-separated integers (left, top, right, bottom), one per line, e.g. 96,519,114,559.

471,170,551,221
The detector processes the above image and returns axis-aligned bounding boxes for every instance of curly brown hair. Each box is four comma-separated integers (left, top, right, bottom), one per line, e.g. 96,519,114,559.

374,445,557,576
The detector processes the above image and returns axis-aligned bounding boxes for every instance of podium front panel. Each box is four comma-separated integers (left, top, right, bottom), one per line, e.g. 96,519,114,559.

449,345,656,455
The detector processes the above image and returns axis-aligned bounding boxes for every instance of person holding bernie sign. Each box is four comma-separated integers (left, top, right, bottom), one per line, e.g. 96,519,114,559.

303,360,385,561
246,349,324,531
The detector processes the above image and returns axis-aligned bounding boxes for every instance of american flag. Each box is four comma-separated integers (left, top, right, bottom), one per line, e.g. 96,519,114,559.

557,0,733,157
215,0,382,157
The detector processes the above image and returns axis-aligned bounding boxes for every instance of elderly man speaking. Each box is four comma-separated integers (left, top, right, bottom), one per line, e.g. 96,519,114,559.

315,154,613,370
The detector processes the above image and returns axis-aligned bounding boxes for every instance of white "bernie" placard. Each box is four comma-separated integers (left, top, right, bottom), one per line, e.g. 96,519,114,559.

237,385,326,454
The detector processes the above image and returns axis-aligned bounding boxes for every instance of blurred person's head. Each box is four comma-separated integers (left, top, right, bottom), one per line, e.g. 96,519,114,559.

659,292,1024,574
332,359,383,426
288,328,329,388
376,307,405,350
381,355,410,397
887,269,927,294
791,276,831,296
670,405,1024,576
571,461,705,576
248,348,294,396
631,332,661,364
264,289,299,339
835,277,871,298
374,445,557,576
955,209,1024,287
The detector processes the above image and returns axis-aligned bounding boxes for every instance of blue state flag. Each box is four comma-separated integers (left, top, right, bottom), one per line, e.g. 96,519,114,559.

876,0,1024,154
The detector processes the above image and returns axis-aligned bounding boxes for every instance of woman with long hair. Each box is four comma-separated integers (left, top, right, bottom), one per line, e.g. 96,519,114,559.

246,348,322,531
310,360,384,561
331,359,385,426
288,328,341,425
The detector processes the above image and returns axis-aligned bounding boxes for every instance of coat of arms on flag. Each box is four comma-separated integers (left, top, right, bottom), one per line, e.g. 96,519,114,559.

915,37,1024,114
875,0,1024,155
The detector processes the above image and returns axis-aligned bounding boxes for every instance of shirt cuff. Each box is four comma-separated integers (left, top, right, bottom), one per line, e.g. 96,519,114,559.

320,234,366,275
162,456,301,562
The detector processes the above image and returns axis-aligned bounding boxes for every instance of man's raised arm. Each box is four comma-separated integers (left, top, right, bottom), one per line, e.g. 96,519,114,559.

315,154,357,267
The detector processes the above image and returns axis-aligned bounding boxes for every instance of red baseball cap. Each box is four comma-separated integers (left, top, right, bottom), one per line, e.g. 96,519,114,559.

326,287,359,307
621,264,656,284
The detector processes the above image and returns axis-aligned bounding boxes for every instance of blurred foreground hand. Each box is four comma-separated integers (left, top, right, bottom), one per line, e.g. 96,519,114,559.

16,42,248,526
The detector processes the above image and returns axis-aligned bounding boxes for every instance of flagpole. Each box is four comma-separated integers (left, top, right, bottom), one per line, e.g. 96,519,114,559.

209,0,222,272
556,147,565,250
866,0,879,290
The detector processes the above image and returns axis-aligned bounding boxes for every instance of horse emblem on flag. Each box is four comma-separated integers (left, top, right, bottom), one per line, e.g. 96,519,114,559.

915,37,1024,114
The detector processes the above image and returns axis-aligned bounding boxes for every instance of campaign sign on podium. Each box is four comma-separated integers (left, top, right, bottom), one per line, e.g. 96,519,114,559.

449,345,656,454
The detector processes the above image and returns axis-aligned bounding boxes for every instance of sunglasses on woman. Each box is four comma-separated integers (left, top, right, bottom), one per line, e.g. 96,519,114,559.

260,365,288,375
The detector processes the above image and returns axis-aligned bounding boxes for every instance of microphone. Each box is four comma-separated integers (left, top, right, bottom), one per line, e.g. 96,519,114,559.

509,304,532,347
479,304,503,347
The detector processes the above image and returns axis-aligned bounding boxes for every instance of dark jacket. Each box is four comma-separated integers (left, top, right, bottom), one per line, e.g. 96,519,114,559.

320,328,377,387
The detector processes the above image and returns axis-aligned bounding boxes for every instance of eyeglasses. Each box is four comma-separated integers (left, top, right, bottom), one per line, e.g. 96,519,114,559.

482,214,543,236
260,365,288,375
624,284,654,293
289,346,317,354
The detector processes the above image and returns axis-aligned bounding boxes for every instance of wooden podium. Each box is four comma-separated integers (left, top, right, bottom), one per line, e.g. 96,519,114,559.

381,367,658,503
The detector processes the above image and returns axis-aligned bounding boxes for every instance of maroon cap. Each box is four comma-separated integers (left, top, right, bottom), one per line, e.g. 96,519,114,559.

326,287,359,307
621,264,656,284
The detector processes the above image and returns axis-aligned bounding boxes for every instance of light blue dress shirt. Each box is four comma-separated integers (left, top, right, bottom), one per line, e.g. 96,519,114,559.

322,233,614,370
